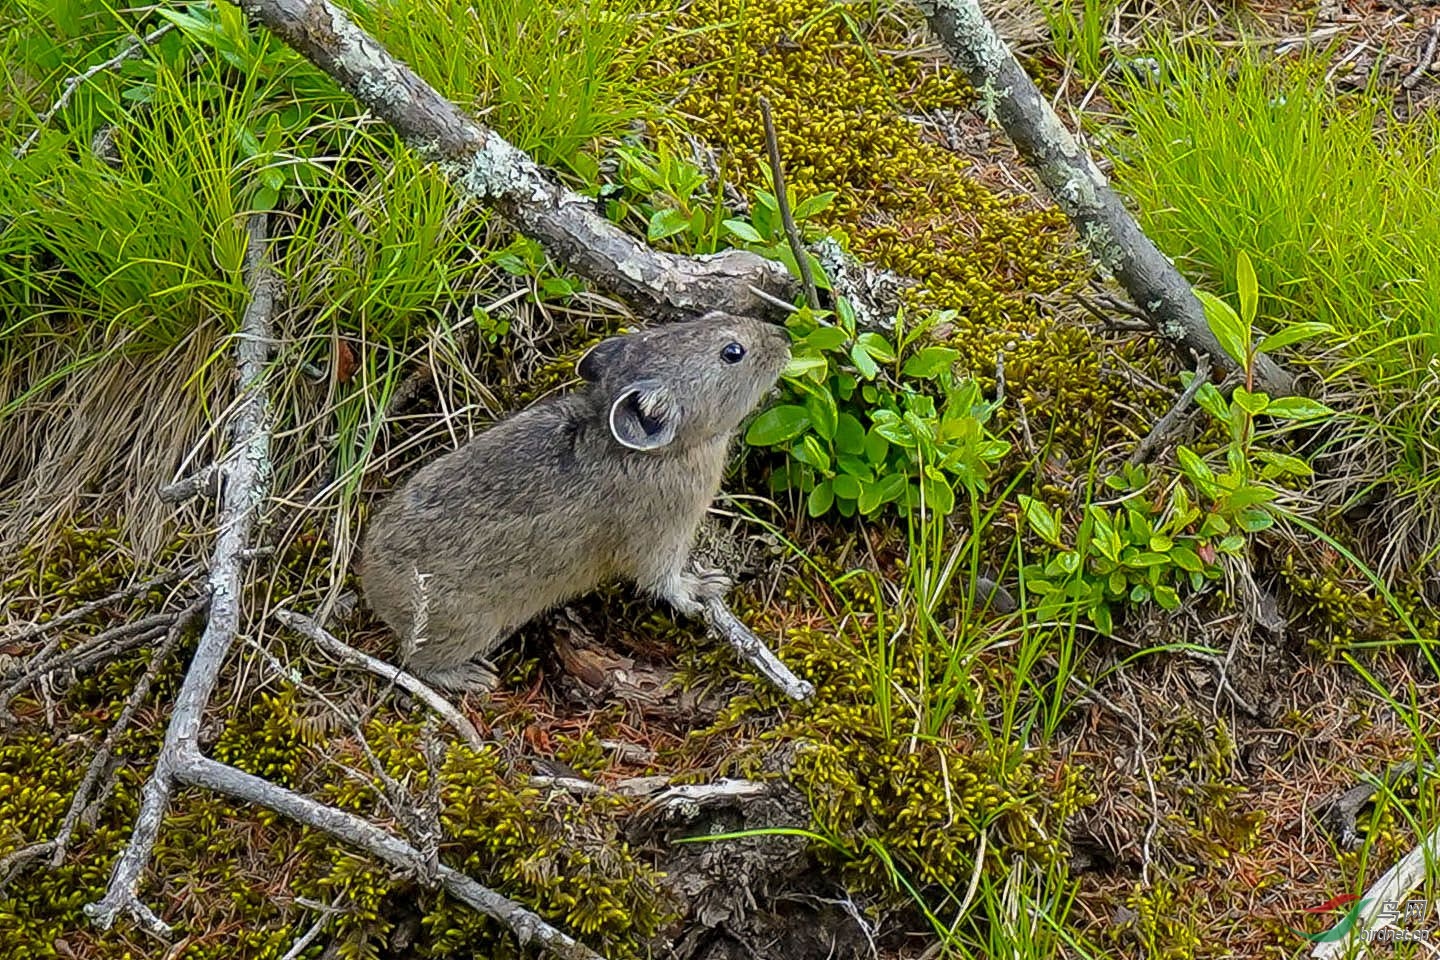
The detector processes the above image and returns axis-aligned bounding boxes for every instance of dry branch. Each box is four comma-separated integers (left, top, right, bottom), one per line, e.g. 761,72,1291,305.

229,0,796,321
2,563,199,646
1128,357,1210,466
175,755,605,960
0,596,209,893
13,22,176,159
917,0,1294,396
79,216,603,960
759,96,820,312
85,213,279,935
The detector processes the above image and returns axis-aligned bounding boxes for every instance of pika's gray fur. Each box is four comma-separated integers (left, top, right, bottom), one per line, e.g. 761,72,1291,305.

360,312,791,692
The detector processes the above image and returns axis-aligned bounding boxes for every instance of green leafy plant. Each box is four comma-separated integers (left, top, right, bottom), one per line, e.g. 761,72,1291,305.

745,304,1011,519
1018,252,1333,632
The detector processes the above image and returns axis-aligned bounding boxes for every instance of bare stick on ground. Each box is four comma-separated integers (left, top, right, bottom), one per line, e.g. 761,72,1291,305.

177,755,604,960
702,597,814,701
1128,358,1211,466
85,213,280,935
273,608,488,751
2,563,199,646
230,0,795,321
917,0,1293,396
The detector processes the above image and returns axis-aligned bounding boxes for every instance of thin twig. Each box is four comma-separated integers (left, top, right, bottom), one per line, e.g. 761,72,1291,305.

745,284,801,314
179,754,604,960
0,600,207,890
2,564,198,646
273,608,488,751
14,23,176,159
701,597,813,700
0,612,181,715
47,597,210,868
158,462,222,505
759,96,820,312
1402,24,1439,90
1128,357,1211,466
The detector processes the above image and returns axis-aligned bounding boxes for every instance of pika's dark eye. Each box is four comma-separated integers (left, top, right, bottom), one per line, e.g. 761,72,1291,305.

720,342,746,364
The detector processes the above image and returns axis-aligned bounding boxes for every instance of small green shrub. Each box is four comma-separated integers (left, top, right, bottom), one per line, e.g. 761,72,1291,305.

746,305,1011,519
599,141,835,280
1018,254,1333,632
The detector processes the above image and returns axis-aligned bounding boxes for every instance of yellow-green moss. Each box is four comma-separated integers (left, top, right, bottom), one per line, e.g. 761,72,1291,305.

0,523,672,960
1113,868,1210,960
651,0,1143,452
1279,551,1439,652
700,567,1093,898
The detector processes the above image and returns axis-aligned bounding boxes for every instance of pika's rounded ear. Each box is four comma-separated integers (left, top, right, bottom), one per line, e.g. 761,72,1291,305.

609,379,679,451
577,337,626,382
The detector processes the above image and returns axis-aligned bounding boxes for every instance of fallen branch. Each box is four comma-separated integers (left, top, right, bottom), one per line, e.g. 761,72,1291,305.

178,754,605,960
1313,768,1438,960
701,598,814,701
85,213,279,935
80,216,602,960
2,563,199,646
918,0,1293,396
0,611,183,719
273,607,488,751
229,0,795,321
158,462,222,505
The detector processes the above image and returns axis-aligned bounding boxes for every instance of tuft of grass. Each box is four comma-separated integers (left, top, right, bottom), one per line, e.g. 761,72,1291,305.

1106,49,1440,579
0,0,669,561
1040,0,1121,80
351,0,673,178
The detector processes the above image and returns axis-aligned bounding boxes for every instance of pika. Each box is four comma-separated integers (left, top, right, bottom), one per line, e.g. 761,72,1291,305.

360,313,791,692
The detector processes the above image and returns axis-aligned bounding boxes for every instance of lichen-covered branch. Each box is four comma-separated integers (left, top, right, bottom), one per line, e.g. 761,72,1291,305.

84,214,278,933
918,0,1293,395
228,0,796,320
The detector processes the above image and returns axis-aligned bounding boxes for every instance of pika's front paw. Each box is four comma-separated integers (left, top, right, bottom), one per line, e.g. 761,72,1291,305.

414,657,500,694
690,567,733,601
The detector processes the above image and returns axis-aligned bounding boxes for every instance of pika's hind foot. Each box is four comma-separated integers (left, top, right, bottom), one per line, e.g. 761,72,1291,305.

413,657,500,694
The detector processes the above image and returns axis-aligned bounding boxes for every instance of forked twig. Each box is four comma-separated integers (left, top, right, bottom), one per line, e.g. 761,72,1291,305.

85,212,279,936
273,608,488,751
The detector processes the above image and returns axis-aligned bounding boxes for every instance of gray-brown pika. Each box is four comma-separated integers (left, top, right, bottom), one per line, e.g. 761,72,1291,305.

359,312,791,693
